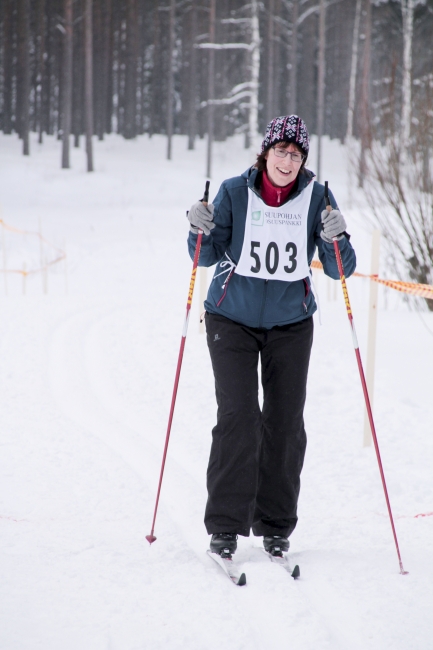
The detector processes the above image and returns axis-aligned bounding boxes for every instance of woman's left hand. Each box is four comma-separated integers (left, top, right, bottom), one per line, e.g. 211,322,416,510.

320,209,347,243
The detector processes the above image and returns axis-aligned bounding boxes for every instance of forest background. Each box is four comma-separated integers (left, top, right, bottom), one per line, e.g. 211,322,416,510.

1,0,433,302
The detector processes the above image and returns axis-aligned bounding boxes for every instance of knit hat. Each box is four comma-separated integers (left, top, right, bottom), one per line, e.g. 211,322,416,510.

261,115,310,157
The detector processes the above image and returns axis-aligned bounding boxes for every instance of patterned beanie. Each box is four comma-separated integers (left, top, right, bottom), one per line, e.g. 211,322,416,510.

261,115,310,156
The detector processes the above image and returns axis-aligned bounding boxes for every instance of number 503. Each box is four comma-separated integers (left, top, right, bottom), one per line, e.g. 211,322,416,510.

250,241,297,274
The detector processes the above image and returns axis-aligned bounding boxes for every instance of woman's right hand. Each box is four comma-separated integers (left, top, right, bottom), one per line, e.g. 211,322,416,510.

187,201,215,235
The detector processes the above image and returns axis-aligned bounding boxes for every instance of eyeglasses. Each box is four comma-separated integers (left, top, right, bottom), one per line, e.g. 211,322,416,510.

272,147,305,163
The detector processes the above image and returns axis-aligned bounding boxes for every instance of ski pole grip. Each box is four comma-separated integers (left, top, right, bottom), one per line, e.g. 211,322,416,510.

202,180,210,207
324,179,339,244
324,180,332,212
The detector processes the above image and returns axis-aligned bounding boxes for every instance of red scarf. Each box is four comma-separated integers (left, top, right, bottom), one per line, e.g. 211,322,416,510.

260,170,296,207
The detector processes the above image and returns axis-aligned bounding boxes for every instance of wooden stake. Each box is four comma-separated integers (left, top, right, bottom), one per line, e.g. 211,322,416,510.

363,230,381,447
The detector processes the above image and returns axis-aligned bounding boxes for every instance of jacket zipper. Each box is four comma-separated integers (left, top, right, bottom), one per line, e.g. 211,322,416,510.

258,280,268,328
250,181,302,204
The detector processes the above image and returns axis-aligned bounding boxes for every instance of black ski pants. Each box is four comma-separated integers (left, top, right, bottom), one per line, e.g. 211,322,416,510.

204,312,314,538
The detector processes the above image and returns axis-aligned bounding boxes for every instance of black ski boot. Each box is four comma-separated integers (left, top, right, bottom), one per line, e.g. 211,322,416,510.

210,533,238,558
263,535,290,557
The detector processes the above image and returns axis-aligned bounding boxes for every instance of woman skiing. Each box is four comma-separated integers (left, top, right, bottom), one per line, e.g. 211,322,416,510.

187,115,356,558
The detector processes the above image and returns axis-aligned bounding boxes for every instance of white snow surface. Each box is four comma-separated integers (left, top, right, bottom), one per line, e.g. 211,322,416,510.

0,132,432,649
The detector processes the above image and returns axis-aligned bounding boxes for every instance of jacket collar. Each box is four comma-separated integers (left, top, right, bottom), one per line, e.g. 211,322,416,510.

243,167,315,205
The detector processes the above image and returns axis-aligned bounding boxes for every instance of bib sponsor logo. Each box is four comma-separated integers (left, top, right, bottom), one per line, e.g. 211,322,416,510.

251,210,264,226
265,211,302,226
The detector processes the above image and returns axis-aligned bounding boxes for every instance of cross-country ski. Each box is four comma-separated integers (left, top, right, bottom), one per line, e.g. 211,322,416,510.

262,549,301,579
206,550,247,586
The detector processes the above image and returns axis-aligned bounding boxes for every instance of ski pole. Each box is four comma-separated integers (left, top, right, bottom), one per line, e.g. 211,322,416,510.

324,181,407,575
146,181,210,545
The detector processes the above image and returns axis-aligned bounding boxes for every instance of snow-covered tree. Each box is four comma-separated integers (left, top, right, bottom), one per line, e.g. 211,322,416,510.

400,0,414,149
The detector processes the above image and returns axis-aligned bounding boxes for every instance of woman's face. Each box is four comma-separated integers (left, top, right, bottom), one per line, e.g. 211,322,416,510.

264,143,304,187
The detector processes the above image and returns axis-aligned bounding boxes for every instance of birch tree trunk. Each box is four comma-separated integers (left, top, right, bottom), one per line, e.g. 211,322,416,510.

188,1,197,150
44,5,54,135
166,0,175,159
150,5,161,137
288,0,298,115
84,0,94,172
18,0,31,154
316,0,326,183
3,0,13,134
359,0,371,186
57,13,64,137
273,0,282,116
206,0,216,178
62,0,73,168
124,0,138,140
266,0,275,123
73,0,83,147
116,11,126,135
401,0,414,149
105,0,114,134
248,0,260,147
36,0,46,143
346,0,362,142
99,0,112,138
137,6,144,135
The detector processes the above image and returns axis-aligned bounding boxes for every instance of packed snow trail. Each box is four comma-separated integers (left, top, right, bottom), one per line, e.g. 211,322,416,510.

1,132,433,649
47,298,348,649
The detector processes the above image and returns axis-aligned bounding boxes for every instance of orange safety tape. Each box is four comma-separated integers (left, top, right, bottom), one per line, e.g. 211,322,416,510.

311,259,433,300
0,218,66,276
374,510,433,520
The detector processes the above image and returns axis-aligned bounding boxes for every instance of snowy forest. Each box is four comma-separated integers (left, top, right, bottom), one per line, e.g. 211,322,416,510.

1,0,433,162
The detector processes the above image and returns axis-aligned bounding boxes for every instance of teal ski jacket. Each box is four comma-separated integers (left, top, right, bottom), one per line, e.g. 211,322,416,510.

187,166,356,329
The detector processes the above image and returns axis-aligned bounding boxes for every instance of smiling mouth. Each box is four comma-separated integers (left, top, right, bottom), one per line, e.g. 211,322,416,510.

276,167,290,175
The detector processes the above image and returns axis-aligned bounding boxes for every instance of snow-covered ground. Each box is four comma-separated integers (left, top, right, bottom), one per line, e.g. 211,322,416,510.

0,132,432,650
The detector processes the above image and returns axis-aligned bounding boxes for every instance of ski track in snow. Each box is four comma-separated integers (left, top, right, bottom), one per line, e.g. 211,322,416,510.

1,132,433,649
48,301,348,649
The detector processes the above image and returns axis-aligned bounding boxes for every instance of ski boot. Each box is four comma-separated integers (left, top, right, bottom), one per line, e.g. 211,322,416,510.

263,535,290,557
210,533,238,558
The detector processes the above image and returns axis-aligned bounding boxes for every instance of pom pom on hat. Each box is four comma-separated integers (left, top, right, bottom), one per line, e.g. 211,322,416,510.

261,115,309,156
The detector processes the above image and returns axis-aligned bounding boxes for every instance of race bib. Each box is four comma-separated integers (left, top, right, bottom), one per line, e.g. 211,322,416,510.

235,181,314,282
